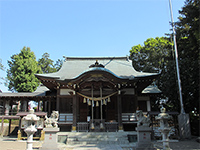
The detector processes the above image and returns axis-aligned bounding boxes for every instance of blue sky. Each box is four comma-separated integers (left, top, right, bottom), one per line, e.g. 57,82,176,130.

0,0,185,92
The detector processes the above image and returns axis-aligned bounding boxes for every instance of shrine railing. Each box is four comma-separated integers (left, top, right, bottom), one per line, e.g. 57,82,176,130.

77,122,89,132
76,121,118,132
105,122,118,132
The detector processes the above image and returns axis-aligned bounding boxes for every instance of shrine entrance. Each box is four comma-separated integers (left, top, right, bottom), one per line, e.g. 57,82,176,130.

77,86,118,132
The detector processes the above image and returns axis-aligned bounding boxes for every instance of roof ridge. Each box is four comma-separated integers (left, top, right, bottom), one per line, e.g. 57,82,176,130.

64,56,128,61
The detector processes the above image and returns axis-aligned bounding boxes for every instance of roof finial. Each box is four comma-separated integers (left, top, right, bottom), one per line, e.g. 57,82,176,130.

89,60,104,68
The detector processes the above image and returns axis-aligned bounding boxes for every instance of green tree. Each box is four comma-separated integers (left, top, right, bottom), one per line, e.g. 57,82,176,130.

7,47,41,92
130,37,173,73
54,59,63,71
0,59,4,71
130,37,177,110
175,0,199,114
38,53,63,73
175,0,199,135
38,53,57,73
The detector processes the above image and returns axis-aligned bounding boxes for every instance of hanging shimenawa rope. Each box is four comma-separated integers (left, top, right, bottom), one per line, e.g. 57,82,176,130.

77,91,117,101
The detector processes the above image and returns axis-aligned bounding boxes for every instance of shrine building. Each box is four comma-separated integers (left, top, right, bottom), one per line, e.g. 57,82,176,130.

0,56,161,133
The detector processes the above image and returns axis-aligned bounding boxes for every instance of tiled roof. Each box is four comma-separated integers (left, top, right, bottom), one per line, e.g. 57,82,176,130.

35,56,159,80
0,85,49,97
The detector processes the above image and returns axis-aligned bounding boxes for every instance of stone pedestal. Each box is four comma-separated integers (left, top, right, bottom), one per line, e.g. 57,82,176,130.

178,113,191,139
136,126,154,150
24,125,37,150
40,128,60,150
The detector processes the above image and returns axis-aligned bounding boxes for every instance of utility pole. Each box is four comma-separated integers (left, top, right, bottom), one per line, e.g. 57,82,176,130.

169,0,185,114
168,0,191,139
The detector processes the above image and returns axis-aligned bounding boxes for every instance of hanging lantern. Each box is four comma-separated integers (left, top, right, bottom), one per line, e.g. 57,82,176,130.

96,101,99,107
107,97,111,102
88,100,91,106
83,98,86,103
103,99,106,105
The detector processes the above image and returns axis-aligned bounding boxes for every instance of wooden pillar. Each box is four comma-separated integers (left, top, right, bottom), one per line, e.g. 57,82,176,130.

56,89,60,111
4,100,10,115
37,99,40,112
8,119,12,135
20,100,27,112
20,100,23,111
42,100,45,112
135,87,138,109
117,90,123,131
48,99,51,116
10,100,13,115
5,100,10,115
3,100,5,115
26,100,29,112
72,91,77,132
44,101,47,112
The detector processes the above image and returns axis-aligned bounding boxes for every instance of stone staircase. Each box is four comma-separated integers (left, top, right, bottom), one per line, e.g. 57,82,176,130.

57,132,137,145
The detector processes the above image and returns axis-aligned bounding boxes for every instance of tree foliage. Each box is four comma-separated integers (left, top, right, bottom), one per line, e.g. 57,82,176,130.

54,59,63,71
130,37,173,73
175,0,199,114
0,59,4,71
130,37,178,110
7,47,41,92
38,53,63,74
38,53,57,73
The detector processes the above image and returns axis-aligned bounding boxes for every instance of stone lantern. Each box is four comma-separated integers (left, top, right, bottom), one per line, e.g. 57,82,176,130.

22,109,40,150
155,106,172,150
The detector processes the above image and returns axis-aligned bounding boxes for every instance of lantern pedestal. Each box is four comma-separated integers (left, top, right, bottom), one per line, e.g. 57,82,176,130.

39,128,60,150
136,126,154,150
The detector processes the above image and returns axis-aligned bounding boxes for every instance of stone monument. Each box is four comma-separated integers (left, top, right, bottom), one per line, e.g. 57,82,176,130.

135,110,154,150
40,111,60,150
22,109,40,150
178,113,191,139
155,106,172,150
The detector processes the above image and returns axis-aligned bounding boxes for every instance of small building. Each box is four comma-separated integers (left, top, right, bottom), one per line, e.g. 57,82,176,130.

0,56,161,132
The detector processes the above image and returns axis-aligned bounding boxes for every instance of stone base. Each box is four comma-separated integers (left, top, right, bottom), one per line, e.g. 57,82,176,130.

178,113,191,139
136,126,154,150
136,138,155,150
136,142,155,150
39,128,60,150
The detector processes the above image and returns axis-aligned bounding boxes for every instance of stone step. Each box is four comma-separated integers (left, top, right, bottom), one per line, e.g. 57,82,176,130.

67,140,129,145
58,131,136,145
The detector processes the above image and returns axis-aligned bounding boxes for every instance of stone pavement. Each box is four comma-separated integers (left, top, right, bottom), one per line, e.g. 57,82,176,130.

0,136,199,150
